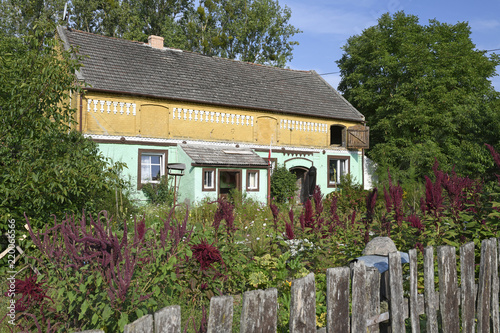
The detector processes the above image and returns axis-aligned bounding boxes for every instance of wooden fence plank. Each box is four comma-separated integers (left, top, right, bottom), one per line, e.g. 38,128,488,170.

408,249,420,333
351,261,367,333
207,296,233,333
478,239,493,333
491,238,499,333
240,288,277,333
124,314,153,333
326,267,350,333
388,251,405,332
437,245,460,333
424,246,438,333
460,242,475,333
289,273,316,333
154,305,181,333
366,267,380,333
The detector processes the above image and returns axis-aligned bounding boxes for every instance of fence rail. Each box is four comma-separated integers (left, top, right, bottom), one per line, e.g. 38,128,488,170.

76,238,500,333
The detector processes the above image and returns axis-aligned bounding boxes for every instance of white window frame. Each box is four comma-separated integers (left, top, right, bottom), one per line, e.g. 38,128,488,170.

203,168,216,191
327,155,349,187
246,170,259,191
138,149,168,189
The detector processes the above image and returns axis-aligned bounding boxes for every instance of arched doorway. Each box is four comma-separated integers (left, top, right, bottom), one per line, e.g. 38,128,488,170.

290,166,316,204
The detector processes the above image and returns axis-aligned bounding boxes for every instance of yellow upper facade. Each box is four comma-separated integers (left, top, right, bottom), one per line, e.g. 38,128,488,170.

78,92,362,149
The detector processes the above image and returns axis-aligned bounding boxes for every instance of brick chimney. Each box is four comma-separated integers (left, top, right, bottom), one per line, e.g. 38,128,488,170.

148,35,164,49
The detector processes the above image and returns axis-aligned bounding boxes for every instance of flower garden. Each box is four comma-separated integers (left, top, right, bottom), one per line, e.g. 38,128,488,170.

2,144,500,332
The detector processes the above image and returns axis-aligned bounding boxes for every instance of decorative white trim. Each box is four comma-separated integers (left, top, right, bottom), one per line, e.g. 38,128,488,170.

86,98,136,116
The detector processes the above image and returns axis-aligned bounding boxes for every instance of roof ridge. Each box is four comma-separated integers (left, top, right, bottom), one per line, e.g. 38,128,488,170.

61,26,147,46
62,26,311,74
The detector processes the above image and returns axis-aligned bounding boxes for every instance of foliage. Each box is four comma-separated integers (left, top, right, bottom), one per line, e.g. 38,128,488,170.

271,164,298,203
15,209,190,332
337,11,500,181
8,145,500,332
142,176,176,206
0,29,130,234
182,0,301,67
1,0,300,68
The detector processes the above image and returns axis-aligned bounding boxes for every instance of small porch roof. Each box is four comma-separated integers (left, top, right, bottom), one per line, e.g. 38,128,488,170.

181,145,268,168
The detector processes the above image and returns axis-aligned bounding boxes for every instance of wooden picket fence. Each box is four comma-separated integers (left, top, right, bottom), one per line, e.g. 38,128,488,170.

76,238,500,333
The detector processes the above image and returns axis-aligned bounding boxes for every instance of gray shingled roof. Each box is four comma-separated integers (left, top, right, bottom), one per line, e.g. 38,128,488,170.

58,26,364,122
181,145,268,167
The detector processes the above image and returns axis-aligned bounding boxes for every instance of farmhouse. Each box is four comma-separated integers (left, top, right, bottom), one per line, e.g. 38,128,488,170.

57,26,369,204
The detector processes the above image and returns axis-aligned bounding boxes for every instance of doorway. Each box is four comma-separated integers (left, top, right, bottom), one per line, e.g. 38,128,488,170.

218,170,241,200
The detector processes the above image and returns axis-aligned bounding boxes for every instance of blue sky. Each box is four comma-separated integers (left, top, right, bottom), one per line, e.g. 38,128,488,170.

280,0,500,91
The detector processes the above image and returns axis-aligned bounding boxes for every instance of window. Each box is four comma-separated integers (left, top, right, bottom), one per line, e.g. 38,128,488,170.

137,149,168,189
330,125,345,146
203,168,216,191
246,170,259,191
328,156,349,187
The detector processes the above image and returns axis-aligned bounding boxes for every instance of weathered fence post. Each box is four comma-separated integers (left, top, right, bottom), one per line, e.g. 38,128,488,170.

408,249,420,333
460,242,475,333
289,272,315,333
366,267,380,333
154,305,181,333
351,261,368,332
491,238,499,333
239,288,277,333
123,314,154,333
478,239,493,333
326,267,350,333
424,246,438,333
388,251,405,332
437,245,459,333
207,296,233,333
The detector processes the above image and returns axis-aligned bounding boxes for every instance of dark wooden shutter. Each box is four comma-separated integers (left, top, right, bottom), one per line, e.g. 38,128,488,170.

347,125,369,149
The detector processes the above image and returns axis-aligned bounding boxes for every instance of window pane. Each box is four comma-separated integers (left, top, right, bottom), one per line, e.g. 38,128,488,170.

150,155,161,165
151,165,161,181
248,172,258,189
329,159,338,183
141,163,151,181
204,170,213,188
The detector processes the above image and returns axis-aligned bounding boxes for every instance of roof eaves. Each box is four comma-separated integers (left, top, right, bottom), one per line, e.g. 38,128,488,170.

310,70,365,122
57,26,85,81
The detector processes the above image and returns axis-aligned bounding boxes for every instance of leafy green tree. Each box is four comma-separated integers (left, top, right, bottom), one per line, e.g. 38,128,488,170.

183,0,301,67
0,0,66,36
0,27,128,232
337,12,500,182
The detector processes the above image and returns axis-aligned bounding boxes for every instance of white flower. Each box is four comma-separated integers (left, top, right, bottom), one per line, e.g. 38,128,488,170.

263,223,266,227
256,237,260,240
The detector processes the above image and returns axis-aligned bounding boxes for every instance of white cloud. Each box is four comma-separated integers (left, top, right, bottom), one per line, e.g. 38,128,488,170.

470,19,500,31
287,2,379,37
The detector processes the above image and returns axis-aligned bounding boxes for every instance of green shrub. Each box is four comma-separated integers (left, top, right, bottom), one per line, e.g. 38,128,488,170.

271,165,298,203
142,176,175,205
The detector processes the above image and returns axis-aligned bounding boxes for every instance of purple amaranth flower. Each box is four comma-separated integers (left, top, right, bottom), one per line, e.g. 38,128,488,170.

407,214,424,233
191,239,224,271
213,198,237,236
303,199,314,229
312,185,324,216
270,203,279,230
284,209,295,240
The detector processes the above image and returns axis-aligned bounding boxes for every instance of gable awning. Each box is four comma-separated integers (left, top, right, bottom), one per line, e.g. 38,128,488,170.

181,145,269,168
